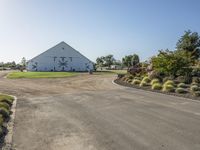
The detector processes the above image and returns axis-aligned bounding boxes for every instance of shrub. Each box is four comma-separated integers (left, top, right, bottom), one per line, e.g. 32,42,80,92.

191,82,199,86
175,88,187,94
127,79,132,83
0,102,10,110
162,84,175,92
142,76,151,83
193,91,200,97
0,126,3,136
128,75,134,80
0,115,3,126
134,76,142,80
163,77,173,83
152,83,162,90
177,83,188,88
132,79,141,85
190,85,200,92
0,99,13,107
163,80,175,86
150,78,160,85
0,107,10,119
140,81,149,87
192,77,200,84
148,70,162,80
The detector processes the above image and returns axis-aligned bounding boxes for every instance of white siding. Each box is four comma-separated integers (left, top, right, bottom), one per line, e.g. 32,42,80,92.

27,42,94,72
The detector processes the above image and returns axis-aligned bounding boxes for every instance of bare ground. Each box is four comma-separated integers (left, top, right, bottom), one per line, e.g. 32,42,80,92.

0,71,200,150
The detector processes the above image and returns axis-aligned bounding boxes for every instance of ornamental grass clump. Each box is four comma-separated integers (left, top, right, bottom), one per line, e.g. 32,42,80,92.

142,76,151,83
193,91,200,97
177,83,188,88
164,80,175,86
162,84,175,92
151,83,162,90
139,81,149,87
132,79,141,85
190,85,200,92
150,78,160,85
175,88,187,94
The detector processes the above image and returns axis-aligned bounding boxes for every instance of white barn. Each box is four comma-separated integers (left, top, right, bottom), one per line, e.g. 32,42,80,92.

27,42,94,72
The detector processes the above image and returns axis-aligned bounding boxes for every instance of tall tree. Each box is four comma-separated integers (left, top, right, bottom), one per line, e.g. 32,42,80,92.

176,30,200,62
103,55,115,67
21,57,27,67
122,54,140,68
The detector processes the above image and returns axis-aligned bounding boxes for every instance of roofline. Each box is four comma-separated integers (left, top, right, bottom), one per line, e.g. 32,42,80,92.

28,41,94,64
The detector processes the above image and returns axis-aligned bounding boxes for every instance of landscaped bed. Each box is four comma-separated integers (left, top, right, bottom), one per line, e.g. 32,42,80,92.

115,75,200,101
7,72,78,79
0,94,15,147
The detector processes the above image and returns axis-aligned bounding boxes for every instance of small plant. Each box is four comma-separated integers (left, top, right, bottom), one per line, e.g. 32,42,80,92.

128,75,134,80
140,81,149,87
0,107,10,119
134,76,142,80
0,98,14,107
162,84,175,92
177,83,188,88
142,76,151,83
0,102,10,110
193,91,200,97
190,85,200,92
132,79,141,85
152,83,162,90
175,88,187,94
163,77,173,83
192,77,200,84
0,115,3,126
163,80,175,86
150,78,160,85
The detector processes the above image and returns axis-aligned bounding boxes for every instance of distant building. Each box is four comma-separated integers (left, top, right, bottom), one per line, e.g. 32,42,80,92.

27,42,94,72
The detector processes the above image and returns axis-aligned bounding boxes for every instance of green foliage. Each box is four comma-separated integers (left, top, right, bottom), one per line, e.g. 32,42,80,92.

190,85,200,92
148,70,162,80
132,79,141,85
140,81,149,87
122,54,140,67
0,102,10,110
164,80,175,86
177,83,188,88
192,77,200,84
0,107,10,119
152,83,162,90
175,88,187,94
151,49,190,77
193,91,200,97
134,77,142,80
96,55,116,67
0,115,3,126
8,72,77,79
141,76,151,83
176,30,200,61
162,84,175,92
150,78,160,85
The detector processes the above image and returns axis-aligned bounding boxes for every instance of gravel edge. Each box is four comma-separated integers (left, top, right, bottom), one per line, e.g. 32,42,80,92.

2,95,17,150
114,78,200,101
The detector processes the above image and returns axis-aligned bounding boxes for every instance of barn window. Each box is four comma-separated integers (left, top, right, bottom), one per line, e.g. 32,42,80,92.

62,47,64,50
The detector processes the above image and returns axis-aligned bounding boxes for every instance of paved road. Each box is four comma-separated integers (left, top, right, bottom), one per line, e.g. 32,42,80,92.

0,72,200,150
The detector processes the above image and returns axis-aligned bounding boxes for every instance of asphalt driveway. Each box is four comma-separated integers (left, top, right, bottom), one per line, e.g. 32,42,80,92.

0,72,200,150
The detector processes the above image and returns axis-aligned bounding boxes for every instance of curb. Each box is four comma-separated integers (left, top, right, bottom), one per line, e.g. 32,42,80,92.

2,95,17,150
113,79,200,103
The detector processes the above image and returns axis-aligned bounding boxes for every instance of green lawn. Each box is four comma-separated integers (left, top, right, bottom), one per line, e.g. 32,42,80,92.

94,70,127,75
7,72,78,79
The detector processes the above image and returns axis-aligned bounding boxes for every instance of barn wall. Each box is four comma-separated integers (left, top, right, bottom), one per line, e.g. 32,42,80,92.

27,42,94,72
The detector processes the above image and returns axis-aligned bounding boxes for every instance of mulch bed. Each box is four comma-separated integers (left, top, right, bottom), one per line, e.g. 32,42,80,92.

114,78,200,101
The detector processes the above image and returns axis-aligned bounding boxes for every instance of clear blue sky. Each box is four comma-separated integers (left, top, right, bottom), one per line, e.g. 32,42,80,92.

0,0,200,63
